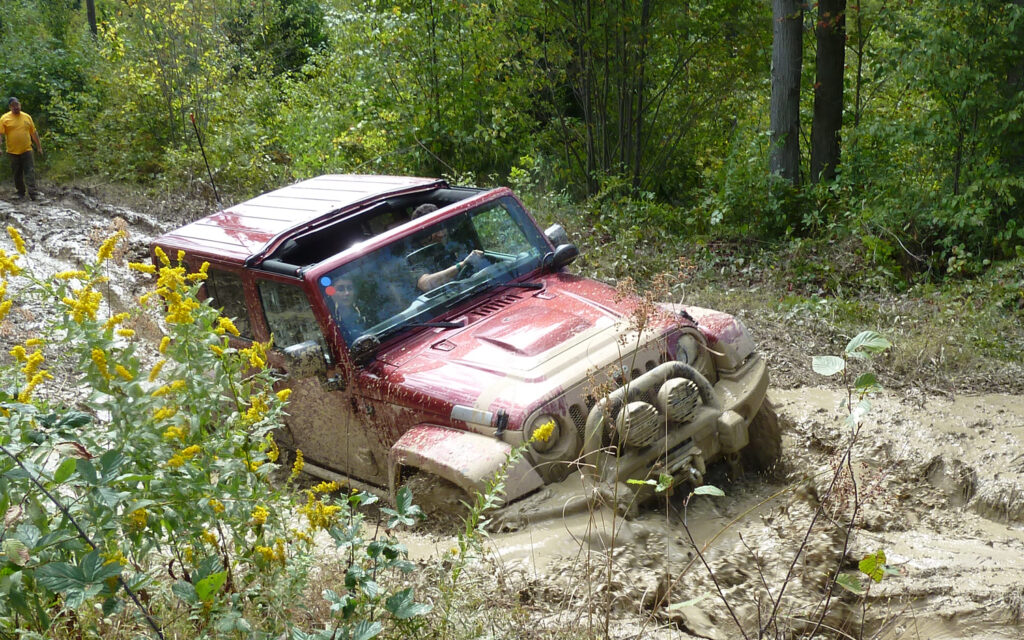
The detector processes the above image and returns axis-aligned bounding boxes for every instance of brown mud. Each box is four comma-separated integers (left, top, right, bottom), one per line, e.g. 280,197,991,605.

3,189,1024,638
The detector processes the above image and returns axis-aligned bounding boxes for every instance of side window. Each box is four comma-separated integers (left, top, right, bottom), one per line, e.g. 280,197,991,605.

204,268,252,338
257,279,329,360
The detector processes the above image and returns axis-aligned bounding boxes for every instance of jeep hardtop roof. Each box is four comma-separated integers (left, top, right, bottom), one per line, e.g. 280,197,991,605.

155,174,459,266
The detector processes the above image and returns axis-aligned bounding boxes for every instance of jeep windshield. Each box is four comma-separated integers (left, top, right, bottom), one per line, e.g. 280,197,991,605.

319,196,549,345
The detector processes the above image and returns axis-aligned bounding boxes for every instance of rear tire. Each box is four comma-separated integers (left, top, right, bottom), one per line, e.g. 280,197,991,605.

741,400,783,474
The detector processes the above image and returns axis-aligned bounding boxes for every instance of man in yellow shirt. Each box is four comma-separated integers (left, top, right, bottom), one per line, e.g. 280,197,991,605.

0,97,43,200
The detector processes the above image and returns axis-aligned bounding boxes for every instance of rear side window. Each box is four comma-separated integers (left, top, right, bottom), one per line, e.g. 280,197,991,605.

204,269,252,339
257,279,329,360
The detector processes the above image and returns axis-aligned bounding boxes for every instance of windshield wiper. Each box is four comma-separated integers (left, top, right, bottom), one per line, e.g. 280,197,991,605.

404,320,465,329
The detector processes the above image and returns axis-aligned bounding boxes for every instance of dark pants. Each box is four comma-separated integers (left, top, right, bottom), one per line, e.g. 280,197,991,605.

8,151,37,197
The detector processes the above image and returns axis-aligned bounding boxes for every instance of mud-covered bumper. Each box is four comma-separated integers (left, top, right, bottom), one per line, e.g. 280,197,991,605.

583,353,769,485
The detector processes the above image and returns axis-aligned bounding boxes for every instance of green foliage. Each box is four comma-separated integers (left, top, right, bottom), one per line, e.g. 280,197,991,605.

0,228,318,637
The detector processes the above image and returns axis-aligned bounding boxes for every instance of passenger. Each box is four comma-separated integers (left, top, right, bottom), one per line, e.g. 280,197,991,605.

327,275,366,338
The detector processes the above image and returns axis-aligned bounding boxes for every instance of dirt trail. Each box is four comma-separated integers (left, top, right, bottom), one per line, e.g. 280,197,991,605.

3,191,1024,638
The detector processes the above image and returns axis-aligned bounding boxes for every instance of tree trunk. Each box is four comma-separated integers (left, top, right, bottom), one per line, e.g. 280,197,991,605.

770,0,803,184
811,0,845,183
87,0,97,36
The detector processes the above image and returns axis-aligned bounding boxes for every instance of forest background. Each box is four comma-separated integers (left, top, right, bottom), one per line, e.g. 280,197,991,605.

2,0,1023,286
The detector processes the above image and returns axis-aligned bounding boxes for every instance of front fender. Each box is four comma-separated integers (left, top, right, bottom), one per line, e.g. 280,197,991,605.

389,424,544,502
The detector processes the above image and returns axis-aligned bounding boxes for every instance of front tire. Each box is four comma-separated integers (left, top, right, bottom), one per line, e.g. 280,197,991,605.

742,399,783,473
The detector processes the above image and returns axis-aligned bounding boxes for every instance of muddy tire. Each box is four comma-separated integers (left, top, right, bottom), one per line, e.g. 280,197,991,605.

741,400,783,474
401,472,471,529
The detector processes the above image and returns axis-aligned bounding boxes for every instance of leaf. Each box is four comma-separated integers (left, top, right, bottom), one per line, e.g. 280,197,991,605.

858,549,887,583
35,562,84,592
54,441,94,460
835,572,866,594
352,620,383,640
812,355,845,376
845,331,891,358
655,473,674,493
53,458,77,484
4,505,22,528
627,478,656,486
385,587,432,619
853,372,879,392
172,580,198,605
693,485,725,497
667,593,710,609
2,538,30,567
194,571,227,603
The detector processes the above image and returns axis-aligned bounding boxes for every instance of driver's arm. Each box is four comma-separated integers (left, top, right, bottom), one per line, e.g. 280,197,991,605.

417,250,483,292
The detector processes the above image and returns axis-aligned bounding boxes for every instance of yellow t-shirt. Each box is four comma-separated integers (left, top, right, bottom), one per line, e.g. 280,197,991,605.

0,111,36,155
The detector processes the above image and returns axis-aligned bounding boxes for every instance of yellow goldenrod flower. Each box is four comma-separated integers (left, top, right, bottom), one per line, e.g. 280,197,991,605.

289,449,304,482
244,394,269,425
158,336,170,354
0,250,22,278
170,379,186,391
201,530,217,545
215,317,240,337
151,385,171,397
126,508,148,531
266,434,280,463
0,300,12,322
128,262,157,274
251,505,269,526
91,348,111,379
255,545,275,562
25,338,42,347
63,287,103,323
165,454,186,468
153,406,178,421
312,481,340,494
241,341,268,369
148,359,167,381
162,425,187,441
54,270,88,280
209,344,224,356
117,328,135,338
102,550,127,567
6,226,26,254
530,419,556,444
181,445,201,458
276,388,292,402
22,350,43,378
115,365,134,381
248,460,263,472
209,498,225,514
17,371,50,402
9,345,26,361
102,312,130,330
154,246,170,267
97,231,125,263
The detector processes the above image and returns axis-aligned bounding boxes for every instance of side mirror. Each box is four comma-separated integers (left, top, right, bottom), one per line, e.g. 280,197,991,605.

282,341,327,379
543,243,579,271
349,333,381,367
544,223,570,247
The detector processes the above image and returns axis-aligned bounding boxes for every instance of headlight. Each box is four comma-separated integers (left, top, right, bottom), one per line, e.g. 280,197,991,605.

527,414,561,453
676,333,702,366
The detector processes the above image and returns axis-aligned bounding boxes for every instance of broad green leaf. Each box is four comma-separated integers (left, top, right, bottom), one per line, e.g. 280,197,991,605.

385,587,432,619
626,478,656,486
858,549,887,583
693,485,725,497
655,473,674,493
845,331,891,358
35,562,84,592
835,572,866,594
172,580,198,605
352,620,383,640
53,458,77,484
2,538,30,567
853,372,879,392
195,571,227,603
80,550,122,584
812,355,845,376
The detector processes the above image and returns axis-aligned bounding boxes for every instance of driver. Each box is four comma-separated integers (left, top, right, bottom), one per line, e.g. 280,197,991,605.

409,204,484,292
326,275,366,338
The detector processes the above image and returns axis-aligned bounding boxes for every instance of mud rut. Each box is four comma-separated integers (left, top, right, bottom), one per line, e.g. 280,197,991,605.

3,190,1023,639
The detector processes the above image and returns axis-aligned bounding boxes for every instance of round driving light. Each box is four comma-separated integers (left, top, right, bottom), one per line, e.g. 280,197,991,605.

676,333,702,365
613,401,662,448
657,377,700,423
528,414,560,453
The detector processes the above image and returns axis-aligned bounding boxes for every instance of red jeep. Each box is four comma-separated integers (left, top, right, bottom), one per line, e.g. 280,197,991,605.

153,175,779,510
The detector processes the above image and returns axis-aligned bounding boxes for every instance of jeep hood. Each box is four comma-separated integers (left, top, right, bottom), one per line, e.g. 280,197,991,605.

372,274,677,417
